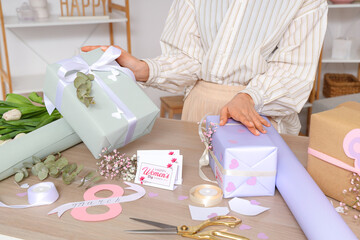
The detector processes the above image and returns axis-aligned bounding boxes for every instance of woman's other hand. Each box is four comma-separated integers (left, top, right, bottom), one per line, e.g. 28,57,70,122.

81,45,149,82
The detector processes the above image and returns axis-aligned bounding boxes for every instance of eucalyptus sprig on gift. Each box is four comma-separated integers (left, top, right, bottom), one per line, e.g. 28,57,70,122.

0,92,62,144
74,72,95,107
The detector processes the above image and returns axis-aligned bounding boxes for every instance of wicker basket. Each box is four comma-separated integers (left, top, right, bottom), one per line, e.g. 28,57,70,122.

323,73,360,98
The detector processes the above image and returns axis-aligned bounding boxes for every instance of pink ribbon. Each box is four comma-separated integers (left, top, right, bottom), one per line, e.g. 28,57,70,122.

308,147,360,175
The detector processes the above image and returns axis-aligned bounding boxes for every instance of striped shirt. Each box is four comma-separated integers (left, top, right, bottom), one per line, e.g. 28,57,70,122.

143,0,328,134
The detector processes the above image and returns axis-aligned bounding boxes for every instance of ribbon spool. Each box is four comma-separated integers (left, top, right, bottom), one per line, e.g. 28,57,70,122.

0,182,59,209
189,184,223,207
28,182,59,205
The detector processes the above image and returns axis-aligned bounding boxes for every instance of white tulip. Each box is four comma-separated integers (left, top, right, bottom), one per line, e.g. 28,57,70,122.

2,109,22,121
14,133,26,139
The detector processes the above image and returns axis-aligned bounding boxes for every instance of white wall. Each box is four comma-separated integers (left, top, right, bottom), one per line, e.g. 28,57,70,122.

2,2,360,106
0,0,176,106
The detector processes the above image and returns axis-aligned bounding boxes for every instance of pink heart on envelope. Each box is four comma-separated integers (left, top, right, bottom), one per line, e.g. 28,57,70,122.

226,182,236,192
229,159,239,169
247,177,257,186
228,140,238,144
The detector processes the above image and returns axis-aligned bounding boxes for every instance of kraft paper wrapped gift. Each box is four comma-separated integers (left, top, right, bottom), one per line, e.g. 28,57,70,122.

204,116,278,198
43,47,159,159
0,118,81,181
308,101,360,206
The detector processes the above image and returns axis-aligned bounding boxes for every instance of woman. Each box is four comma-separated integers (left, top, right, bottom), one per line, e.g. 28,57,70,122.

83,0,328,136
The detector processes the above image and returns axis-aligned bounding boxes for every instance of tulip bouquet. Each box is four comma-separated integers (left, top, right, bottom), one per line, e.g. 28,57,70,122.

0,92,62,145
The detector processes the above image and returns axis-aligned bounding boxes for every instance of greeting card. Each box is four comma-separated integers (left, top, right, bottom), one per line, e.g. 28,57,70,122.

135,150,183,190
137,150,183,185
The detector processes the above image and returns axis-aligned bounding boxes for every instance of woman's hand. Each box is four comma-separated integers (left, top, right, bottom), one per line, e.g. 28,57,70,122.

81,45,149,82
219,93,270,136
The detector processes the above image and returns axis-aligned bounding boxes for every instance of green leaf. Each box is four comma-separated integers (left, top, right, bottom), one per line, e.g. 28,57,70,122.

35,115,58,129
23,162,33,168
31,166,38,176
49,167,60,178
83,96,94,107
21,167,28,177
55,157,68,170
32,156,42,164
76,72,88,79
37,169,49,181
91,176,102,183
5,94,33,106
44,154,56,163
14,172,24,182
75,164,83,175
28,92,44,105
74,76,87,88
87,74,94,81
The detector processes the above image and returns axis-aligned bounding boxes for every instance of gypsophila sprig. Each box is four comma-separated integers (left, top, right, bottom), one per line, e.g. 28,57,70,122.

97,148,137,181
199,119,217,150
336,172,360,220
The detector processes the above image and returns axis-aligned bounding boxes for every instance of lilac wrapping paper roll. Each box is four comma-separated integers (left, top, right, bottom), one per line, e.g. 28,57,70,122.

266,122,357,239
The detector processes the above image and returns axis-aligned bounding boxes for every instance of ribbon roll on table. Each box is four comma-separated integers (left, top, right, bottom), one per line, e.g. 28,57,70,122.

190,184,223,207
0,182,59,209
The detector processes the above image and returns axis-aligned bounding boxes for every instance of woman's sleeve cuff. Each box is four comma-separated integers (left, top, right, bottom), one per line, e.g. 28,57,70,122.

141,58,161,85
239,88,264,112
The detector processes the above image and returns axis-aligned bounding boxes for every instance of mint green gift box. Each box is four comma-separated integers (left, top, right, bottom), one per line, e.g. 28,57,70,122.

0,118,81,181
43,47,159,159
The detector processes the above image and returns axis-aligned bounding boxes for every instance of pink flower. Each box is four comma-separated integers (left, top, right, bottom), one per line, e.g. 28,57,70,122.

167,163,172,168
169,151,174,155
171,158,177,163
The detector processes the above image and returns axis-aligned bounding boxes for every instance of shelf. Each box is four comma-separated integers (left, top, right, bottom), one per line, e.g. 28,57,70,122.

321,49,360,63
328,2,360,8
11,74,44,94
4,12,127,29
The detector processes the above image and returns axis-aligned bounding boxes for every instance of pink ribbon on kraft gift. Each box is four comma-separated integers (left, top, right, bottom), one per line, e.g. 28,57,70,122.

308,128,360,175
44,46,136,146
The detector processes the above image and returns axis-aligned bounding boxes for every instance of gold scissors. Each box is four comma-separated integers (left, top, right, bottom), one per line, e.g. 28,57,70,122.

126,215,250,240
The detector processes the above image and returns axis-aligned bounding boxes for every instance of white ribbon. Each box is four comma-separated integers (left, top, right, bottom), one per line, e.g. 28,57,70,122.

44,46,137,146
198,115,218,184
0,182,59,209
48,182,145,217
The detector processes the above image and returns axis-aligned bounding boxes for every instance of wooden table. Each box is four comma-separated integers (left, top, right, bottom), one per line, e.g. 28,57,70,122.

0,118,358,240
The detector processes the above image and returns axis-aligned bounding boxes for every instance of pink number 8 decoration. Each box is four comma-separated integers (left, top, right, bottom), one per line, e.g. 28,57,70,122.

343,129,360,169
71,184,124,221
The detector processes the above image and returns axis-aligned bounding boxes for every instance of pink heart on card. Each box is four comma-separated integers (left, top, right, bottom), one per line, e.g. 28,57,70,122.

16,192,27,197
148,192,158,198
229,159,239,169
238,129,246,133
207,213,218,219
239,224,252,230
226,182,236,192
247,177,257,186
178,195,188,201
257,233,269,239
250,200,261,205
228,140,238,144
